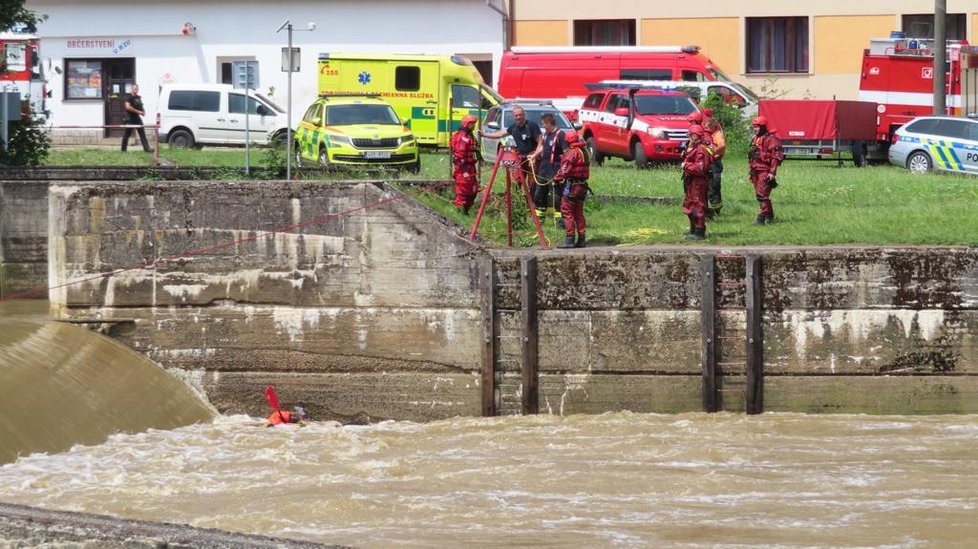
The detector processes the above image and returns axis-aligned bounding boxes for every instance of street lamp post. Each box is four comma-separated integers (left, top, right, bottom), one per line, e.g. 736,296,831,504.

277,20,316,180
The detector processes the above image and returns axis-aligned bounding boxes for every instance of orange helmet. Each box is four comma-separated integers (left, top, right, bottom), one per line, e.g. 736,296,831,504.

689,125,706,138
687,111,703,123
461,114,479,129
752,116,768,127
564,130,580,144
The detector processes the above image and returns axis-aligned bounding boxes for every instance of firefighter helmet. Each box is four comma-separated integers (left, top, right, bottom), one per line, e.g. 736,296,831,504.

702,107,714,119
689,125,706,137
687,111,703,123
460,114,479,129
564,130,580,144
751,116,768,127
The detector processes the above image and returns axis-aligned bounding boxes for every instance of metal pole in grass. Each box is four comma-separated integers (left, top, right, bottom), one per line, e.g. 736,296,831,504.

277,20,316,181
933,0,947,115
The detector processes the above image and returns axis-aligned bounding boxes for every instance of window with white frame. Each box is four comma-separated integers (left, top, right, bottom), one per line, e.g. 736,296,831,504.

746,17,809,74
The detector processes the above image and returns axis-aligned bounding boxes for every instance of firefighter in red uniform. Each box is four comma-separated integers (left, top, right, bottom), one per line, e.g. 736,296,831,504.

681,125,711,240
451,114,480,214
748,116,783,225
554,130,590,249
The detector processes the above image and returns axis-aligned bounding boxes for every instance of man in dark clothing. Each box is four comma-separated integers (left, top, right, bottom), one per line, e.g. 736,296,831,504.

480,106,542,186
121,84,152,153
532,113,566,227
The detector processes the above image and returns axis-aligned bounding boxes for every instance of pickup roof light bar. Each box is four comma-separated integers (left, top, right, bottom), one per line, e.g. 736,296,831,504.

510,45,700,54
583,82,676,92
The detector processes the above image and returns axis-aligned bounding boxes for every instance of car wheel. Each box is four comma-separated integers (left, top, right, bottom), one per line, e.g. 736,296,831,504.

407,156,421,174
318,145,330,169
907,151,932,174
587,136,604,166
168,129,195,149
293,141,304,169
633,141,649,168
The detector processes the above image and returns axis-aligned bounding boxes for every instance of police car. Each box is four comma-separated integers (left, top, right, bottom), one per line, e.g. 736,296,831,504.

889,115,978,175
294,94,419,171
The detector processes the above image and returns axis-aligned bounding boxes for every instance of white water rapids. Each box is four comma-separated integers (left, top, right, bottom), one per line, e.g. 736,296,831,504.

1,412,977,548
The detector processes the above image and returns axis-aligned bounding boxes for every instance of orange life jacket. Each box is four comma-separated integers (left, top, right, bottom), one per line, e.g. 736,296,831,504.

266,410,294,426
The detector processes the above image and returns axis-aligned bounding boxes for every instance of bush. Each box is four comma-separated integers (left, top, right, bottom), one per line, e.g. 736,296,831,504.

261,134,288,177
701,93,751,158
0,114,51,166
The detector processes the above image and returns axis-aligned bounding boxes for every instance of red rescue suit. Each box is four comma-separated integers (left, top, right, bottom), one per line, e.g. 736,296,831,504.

682,141,711,231
554,144,590,238
451,128,479,210
748,130,783,221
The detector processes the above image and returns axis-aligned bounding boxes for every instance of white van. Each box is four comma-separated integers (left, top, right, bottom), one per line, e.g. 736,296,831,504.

156,84,289,148
598,79,759,117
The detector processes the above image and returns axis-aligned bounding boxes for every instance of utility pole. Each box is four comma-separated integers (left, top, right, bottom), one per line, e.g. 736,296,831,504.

933,0,947,115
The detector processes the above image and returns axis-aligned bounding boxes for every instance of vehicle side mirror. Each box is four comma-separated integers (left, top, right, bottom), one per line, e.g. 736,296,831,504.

573,122,583,130
486,121,500,131
257,104,269,116
614,107,629,117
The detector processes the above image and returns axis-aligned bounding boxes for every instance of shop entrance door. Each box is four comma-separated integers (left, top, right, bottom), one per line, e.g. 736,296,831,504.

103,58,135,138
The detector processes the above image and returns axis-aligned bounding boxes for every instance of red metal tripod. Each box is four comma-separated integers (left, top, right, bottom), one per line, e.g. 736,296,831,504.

468,146,548,248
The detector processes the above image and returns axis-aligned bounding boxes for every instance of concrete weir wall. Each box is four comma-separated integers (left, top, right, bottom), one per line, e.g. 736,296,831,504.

46,180,978,419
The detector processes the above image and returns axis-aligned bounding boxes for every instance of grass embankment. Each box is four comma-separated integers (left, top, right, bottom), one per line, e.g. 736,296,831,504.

41,148,978,246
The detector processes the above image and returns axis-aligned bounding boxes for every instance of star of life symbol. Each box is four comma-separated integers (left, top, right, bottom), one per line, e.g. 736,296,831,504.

358,71,371,85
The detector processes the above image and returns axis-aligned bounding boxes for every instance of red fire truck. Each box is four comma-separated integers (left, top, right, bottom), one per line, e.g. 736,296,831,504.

0,29,48,117
858,35,977,154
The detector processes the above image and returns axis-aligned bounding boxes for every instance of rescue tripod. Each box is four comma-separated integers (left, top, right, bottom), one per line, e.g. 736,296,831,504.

468,146,549,248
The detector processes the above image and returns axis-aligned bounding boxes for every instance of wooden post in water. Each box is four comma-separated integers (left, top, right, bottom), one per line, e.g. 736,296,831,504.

480,256,497,417
745,255,764,414
701,254,719,412
520,257,539,415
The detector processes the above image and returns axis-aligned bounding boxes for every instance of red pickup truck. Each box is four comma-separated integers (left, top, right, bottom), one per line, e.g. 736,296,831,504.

578,84,698,167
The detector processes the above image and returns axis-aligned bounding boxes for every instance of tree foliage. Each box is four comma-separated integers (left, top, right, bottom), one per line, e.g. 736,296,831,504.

0,0,45,35
1,115,51,166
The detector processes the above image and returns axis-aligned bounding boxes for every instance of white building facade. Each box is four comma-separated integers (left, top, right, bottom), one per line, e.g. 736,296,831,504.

26,0,507,130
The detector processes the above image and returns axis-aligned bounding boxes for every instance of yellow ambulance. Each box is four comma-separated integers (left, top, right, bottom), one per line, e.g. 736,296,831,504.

318,53,502,147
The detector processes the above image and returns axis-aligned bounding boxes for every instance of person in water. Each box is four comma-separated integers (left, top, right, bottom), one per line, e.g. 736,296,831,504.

266,405,307,427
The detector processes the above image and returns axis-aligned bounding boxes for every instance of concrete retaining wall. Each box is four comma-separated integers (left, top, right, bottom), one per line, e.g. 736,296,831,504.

0,181,49,297
44,180,978,418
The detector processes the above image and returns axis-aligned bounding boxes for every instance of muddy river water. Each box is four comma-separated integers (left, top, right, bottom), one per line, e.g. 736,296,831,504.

1,303,977,547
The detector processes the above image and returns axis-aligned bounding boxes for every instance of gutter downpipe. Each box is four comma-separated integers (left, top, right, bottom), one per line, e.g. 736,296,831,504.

486,0,511,50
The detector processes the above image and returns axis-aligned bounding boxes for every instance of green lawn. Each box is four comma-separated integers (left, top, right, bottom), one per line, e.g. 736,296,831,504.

39,147,978,246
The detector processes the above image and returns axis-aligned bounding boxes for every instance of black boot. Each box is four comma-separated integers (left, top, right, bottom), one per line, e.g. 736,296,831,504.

574,233,586,248
686,226,705,240
557,236,576,249
686,217,696,236
765,212,775,224
754,215,766,226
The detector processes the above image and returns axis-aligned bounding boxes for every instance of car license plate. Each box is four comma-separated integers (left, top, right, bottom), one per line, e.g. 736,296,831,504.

364,151,391,159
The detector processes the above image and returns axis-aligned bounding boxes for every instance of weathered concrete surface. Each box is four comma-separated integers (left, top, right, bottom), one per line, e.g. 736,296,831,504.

0,181,49,296
45,178,978,417
49,180,484,421
0,501,342,548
